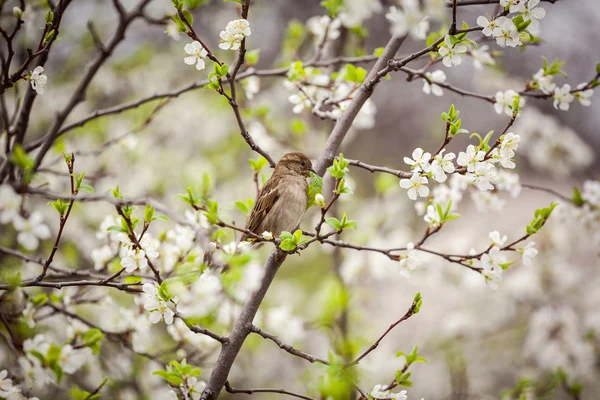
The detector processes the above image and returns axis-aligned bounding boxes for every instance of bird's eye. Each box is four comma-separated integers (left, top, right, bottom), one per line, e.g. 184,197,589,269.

300,161,306,166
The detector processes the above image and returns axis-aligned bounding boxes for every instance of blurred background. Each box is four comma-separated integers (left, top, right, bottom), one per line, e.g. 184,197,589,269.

1,0,599,399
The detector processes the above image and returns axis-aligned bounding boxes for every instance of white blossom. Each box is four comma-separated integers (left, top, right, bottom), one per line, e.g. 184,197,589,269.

307,15,341,43
481,246,506,289
471,45,495,70
219,19,251,50
184,41,208,70
521,0,546,34
0,370,14,398
12,212,51,251
574,83,593,106
58,345,90,374
439,35,467,67
495,19,521,48
424,204,441,227
385,3,429,40
469,161,496,191
400,172,429,201
186,376,207,400
399,242,420,277
165,22,181,41
552,84,574,111
0,184,21,224
532,68,556,94
519,241,538,266
29,66,47,94
457,145,485,173
494,89,524,116
422,70,446,96
121,248,147,273
500,0,526,13
476,15,507,37
430,150,456,183
142,282,174,325
288,92,312,114
404,148,431,172
91,245,113,270
489,231,507,246
370,384,390,399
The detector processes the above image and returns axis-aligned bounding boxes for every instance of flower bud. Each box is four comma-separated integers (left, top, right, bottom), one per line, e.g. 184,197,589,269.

13,7,22,18
315,193,326,208
261,231,273,240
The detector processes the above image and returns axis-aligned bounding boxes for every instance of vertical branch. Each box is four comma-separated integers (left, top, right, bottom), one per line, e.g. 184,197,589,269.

313,35,406,175
200,249,287,400
450,0,458,34
200,34,407,400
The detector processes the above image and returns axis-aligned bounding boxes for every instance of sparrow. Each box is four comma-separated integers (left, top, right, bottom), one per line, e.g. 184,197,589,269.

241,152,316,242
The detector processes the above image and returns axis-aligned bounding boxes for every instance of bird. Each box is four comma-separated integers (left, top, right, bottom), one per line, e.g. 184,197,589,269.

241,152,316,242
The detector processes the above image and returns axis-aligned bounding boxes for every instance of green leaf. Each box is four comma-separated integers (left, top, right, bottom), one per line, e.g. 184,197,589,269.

79,184,94,194
144,204,155,223
279,240,297,251
246,49,260,65
307,172,324,208
325,217,341,230
572,187,584,206
373,47,384,57
249,156,268,172
154,214,170,222
106,225,126,233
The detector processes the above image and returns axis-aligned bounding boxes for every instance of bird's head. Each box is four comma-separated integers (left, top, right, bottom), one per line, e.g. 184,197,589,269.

275,152,316,177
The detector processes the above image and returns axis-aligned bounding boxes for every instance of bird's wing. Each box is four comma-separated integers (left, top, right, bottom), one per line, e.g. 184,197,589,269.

243,179,280,240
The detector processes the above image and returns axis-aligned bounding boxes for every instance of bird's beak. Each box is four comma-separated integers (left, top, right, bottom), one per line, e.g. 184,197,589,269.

310,168,318,176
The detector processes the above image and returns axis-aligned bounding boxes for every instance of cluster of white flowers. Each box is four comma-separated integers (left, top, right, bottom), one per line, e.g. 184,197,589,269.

385,1,429,40
16,334,91,390
0,185,51,251
371,385,423,400
219,19,251,50
532,68,556,94
478,16,521,47
284,65,377,130
0,369,39,400
183,19,251,70
141,282,175,324
400,148,458,200
494,89,525,116
337,0,382,28
307,15,341,44
118,232,159,273
478,0,546,46
422,70,446,96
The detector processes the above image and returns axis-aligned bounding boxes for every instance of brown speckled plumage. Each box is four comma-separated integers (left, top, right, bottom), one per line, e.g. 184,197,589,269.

241,152,314,241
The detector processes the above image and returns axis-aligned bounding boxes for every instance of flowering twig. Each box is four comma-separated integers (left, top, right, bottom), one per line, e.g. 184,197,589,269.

345,297,420,368
34,154,77,282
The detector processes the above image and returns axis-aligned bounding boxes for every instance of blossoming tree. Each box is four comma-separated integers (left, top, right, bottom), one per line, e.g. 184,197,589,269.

0,0,599,399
